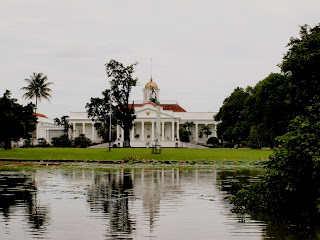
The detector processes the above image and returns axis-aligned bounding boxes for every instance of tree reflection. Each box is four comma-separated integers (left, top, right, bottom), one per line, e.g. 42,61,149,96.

263,219,320,239
0,172,49,230
87,170,134,237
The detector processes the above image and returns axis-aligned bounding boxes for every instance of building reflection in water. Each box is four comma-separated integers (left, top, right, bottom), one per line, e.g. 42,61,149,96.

86,169,134,238
2,167,294,240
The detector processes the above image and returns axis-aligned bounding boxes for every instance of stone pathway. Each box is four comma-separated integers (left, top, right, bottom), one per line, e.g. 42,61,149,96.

88,143,110,148
181,142,208,148
89,142,208,149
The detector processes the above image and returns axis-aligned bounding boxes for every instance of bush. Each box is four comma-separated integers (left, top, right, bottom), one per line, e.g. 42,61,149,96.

207,137,219,146
223,142,234,148
23,139,32,148
37,138,50,147
51,135,72,147
74,134,91,148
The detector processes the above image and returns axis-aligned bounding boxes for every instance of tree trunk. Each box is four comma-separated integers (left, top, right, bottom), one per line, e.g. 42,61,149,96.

123,126,131,147
32,97,38,146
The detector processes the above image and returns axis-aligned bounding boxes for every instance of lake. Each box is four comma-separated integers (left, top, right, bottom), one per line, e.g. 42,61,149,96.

0,165,319,239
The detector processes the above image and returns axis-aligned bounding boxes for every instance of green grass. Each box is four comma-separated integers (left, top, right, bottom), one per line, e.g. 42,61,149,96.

0,148,273,161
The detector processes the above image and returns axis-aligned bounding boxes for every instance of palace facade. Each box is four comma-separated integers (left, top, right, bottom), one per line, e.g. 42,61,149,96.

37,77,218,147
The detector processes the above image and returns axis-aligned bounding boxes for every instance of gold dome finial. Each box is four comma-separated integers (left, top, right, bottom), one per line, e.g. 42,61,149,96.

145,76,158,89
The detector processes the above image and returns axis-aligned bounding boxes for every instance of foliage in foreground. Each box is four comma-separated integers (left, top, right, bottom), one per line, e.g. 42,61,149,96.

231,104,320,219
0,90,37,150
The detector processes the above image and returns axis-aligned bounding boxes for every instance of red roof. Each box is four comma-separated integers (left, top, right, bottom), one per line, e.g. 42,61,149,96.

133,102,187,112
33,113,48,118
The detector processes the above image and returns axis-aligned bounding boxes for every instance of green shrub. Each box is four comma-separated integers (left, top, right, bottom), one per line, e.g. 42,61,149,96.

223,142,234,148
51,135,72,147
74,134,91,148
207,137,219,145
37,138,50,147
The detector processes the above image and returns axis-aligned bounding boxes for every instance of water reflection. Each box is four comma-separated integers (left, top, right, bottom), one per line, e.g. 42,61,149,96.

87,170,134,238
0,167,319,239
0,172,49,236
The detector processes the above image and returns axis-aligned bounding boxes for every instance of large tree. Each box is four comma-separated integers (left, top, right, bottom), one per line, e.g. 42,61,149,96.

245,73,291,148
280,24,320,116
0,90,37,149
215,87,251,143
21,72,53,114
86,89,115,143
86,60,138,147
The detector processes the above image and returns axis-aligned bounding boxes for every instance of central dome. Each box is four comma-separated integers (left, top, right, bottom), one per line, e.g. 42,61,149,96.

145,77,158,89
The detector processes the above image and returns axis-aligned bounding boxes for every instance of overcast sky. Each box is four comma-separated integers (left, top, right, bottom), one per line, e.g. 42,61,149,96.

1,0,319,119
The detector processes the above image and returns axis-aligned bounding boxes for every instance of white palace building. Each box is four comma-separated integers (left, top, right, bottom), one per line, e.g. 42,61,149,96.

36,77,218,148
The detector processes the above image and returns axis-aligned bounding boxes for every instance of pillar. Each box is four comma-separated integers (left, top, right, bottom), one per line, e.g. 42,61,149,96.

162,121,165,140
121,128,124,141
92,123,95,141
151,121,155,141
73,123,76,138
171,121,175,140
195,123,198,142
141,122,145,140
116,125,119,140
176,120,180,141
131,125,135,140
82,123,85,136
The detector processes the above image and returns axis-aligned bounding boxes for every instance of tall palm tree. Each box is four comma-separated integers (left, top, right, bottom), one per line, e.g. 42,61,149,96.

21,72,53,114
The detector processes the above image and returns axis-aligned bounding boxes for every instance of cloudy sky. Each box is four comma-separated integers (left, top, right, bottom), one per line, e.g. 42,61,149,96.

1,0,319,119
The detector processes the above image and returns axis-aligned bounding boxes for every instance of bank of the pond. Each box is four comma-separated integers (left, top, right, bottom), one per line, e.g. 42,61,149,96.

0,148,273,162
0,160,267,172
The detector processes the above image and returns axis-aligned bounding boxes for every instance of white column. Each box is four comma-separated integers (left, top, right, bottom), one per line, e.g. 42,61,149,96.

162,121,165,140
116,125,119,140
151,121,155,141
176,120,180,141
141,122,145,140
82,123,85,136
171,121,175,140
131,125,135,140
92,123,95,141
73,123,76,138
121,128,124,141
195,123,198,142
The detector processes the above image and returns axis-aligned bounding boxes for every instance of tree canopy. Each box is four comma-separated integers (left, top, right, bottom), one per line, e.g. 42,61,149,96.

280,24,320,116
86,60,138,147
0,90,37,149
215,87,251,144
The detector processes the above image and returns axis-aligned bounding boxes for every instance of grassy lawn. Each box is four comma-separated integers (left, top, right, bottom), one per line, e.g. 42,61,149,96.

0,148,273,161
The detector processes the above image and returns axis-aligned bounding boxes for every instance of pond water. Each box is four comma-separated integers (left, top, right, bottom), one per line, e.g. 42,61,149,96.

0,166,320,240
